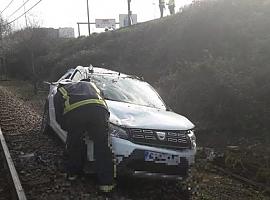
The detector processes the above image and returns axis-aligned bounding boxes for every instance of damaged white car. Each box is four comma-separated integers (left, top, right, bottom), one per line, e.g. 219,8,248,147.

42,65,196,180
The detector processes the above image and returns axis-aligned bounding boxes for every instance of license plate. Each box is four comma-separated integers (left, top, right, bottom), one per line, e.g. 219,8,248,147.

144,151,180,165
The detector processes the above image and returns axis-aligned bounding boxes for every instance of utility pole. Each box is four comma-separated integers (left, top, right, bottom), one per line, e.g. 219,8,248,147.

77,23,81,37
127,0,132,26
86,0,91,36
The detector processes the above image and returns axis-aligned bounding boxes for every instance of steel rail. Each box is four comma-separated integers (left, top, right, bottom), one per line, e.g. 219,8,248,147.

212,164,270,193
0,127,27,200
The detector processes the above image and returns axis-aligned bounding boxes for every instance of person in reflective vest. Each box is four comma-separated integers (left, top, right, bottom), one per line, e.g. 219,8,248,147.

54,81,115,193
159,0,165,18
168,0,175,15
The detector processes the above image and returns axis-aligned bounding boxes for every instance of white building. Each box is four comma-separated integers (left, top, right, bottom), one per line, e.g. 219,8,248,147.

58,27,75,38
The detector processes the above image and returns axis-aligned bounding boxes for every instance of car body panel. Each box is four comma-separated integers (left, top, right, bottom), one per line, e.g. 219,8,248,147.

48,85,67,142
107,100,195,130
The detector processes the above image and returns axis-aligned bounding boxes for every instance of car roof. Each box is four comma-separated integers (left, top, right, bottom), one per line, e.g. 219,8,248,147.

75,65,141,80
92,67,122,75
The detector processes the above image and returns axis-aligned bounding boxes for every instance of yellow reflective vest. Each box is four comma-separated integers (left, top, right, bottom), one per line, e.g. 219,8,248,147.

58,82,107,115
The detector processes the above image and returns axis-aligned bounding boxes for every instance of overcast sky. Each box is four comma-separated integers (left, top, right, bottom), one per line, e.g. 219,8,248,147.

1,0,192,36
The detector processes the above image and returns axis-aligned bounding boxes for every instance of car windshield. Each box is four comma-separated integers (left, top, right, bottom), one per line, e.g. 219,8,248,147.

90,75,166,110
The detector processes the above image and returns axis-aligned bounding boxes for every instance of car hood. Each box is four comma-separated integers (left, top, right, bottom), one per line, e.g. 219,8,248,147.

106,100,195,130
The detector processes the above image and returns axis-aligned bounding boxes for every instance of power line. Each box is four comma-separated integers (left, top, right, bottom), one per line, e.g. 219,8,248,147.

7,0,43,25
7,0,32,20
0,0,15,14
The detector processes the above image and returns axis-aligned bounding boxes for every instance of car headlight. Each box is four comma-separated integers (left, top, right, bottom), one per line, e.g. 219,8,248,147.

109,124,129,140
187,130,196,149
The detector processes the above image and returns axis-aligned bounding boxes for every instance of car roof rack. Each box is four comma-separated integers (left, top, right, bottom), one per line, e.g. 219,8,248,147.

85,65,143,80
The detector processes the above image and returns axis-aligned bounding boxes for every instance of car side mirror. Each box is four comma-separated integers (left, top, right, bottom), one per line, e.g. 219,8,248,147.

58,79,72,85
43,81,52,85
42,81,53,91
43,81,62,86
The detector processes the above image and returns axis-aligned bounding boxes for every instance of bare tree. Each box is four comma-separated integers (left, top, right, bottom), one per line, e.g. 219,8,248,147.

0,15,11,80
16,25,45,93
5,19,52,93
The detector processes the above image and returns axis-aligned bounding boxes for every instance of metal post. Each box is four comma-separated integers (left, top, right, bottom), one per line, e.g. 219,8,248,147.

77,23,81,37
127,0,131,26
86,0,91,36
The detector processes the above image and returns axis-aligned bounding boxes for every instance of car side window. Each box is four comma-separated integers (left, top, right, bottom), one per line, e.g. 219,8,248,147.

71,70,84,81
58,71,73,81
61,73,71,80
65,73,72,79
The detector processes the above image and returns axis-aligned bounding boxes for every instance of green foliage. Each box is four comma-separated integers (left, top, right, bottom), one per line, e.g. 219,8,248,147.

5,27,59,81
0,16,11,37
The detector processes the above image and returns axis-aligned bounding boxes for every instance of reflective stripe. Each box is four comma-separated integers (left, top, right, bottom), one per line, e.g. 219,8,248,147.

90,82,100,95
99,185,114,192
58,86,106,115
58,87,67,96
64,99,106,114
58,87,70,109
90,82,109,107
90,82,104,100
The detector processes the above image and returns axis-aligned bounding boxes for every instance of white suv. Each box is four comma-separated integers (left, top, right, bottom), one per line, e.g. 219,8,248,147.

42,65,196,180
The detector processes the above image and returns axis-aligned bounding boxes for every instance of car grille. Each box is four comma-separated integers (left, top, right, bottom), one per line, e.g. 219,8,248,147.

128,128,191,149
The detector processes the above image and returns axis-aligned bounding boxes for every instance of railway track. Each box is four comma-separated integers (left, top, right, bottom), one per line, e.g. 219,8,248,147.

0,128,27,200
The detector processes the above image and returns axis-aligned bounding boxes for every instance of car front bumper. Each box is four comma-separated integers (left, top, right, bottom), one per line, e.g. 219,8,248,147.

111,137,196,179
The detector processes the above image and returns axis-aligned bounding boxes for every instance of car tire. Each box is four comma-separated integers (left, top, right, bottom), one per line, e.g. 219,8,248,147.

41,100,54,135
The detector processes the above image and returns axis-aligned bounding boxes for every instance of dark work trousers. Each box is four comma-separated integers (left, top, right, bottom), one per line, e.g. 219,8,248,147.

169,5,175,15
159,5,164,18
64,105,114,185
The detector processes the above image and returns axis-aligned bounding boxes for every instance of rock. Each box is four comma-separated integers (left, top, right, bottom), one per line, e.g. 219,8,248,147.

19,153,35,159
